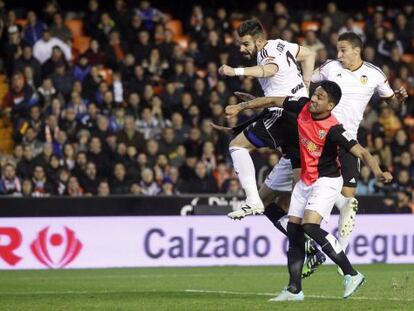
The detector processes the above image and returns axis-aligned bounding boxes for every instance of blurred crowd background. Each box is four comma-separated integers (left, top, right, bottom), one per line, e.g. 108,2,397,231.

0,0,413,212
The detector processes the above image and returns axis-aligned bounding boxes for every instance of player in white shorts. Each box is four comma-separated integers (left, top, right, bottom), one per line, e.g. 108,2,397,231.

311,32,407,255
217,19,315,219
228,81,393,301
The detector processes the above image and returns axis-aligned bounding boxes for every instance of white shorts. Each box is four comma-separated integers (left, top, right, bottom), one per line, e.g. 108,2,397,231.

288,176,343,222
264,157,293,192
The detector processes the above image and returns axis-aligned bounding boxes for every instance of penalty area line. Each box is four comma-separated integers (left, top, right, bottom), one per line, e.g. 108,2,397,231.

184,289,414,302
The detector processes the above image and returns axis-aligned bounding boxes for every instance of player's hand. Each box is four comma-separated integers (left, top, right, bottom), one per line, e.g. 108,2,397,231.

234,91,256,101
225,104,243,118
395,87,408,104
218,64,236,77
209,122,234,135
376,171,393,183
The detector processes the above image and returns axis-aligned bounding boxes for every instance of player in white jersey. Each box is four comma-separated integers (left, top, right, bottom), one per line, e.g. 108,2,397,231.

216,20,315,218
225,31,408,277
311,32,407,256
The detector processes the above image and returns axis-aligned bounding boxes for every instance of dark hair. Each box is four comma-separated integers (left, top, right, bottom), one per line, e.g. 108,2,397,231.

320,80,342,106
338,32,363,51
237,19,265,38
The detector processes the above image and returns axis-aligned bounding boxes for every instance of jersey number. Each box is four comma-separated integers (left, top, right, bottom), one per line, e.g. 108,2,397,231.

286,51,302,76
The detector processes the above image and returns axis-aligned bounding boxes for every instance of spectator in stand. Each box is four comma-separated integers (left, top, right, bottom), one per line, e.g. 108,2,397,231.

33,29,71,64
32,165,54,196
139,167,160,195
226,178,244,196
13,45,42,86
117,115,145,150
80,161,100,195
378,29,404,60
185,161,218,193
136,0,166,32
49,13,72,44
0,163,21,195
97,180,111,196
21,178,34,197
23,11,47,46
16,145,36,179
42,46,69,78
356,166,377,195
67,176,84,196
110,162,130,194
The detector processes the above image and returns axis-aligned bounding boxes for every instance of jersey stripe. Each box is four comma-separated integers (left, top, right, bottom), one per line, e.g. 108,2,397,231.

364,61,387,79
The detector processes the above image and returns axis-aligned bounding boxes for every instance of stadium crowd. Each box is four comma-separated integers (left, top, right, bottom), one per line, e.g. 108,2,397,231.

0,0,413,212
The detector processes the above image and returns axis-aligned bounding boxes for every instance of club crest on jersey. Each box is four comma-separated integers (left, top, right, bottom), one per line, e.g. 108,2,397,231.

360,75,368,85
318,129,326,139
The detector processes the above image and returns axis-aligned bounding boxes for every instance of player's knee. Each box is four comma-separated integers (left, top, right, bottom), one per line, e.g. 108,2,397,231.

341,186,356,197
302,223,320,237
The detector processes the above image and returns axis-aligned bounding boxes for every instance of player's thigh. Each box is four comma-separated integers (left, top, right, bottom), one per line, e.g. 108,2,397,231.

339,147,360,195
264,157,294,192
305,176,343,223
229,131,255,151
287,180,310,220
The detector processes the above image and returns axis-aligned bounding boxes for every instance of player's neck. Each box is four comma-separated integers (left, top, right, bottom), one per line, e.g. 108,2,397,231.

257,40,268,51
311,111,331,120
347,58,363,72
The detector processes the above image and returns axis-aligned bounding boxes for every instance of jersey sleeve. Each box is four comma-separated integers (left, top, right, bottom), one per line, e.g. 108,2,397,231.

327,124,358,151
311,59,333,83
282,97,310,114
375,74,394,99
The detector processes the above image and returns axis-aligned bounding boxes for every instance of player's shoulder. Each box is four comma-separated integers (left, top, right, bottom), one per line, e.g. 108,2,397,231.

320,59,341,70
362,61,387,80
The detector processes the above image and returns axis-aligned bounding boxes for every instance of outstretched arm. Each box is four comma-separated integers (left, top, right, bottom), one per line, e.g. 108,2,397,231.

225,96,286,118
219,63,278,78
349,144,393,183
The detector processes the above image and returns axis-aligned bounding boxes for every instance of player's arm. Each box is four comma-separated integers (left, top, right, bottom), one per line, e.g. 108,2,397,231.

296,46,316,88
225,96,308,118
383,87,408,110
219,63,278,78
330,126,393,183
349,144,392,182
225,96,285,118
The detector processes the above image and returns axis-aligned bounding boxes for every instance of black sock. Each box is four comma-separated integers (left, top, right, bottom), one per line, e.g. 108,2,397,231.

287,222,305,294
264,203,287,235
303,223,357,276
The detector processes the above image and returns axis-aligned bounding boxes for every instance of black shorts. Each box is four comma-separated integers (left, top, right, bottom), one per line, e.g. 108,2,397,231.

243,109,283,150
339,147,360,188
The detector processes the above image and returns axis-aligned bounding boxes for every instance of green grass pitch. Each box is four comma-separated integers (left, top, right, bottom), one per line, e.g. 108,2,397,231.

0,264,413,310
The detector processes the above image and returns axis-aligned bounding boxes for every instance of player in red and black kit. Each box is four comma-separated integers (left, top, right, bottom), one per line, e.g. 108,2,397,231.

228,81,393,301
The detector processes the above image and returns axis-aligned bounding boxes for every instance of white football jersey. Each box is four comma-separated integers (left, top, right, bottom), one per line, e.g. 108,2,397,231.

257,39,308,98
312,60,394,139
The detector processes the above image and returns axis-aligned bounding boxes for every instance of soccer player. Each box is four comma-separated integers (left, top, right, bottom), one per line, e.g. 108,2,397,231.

229,81,393,301
311,32,407,256
217,19,315,222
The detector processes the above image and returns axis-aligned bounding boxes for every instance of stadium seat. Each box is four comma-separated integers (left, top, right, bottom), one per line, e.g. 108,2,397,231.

354,21,365,30
73,36,91,54
65,19,84,38
301,21,320,32
15,19,28,27
166,20,183,37
174,35,189,50
401,54,414,64
231,19,242,30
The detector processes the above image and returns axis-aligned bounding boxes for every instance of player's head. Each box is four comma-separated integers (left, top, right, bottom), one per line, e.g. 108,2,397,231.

337,32,363,68
237,20,266,59
310,81,342,114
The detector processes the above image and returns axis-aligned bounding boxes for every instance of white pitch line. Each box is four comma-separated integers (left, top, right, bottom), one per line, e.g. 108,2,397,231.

184,289,414,302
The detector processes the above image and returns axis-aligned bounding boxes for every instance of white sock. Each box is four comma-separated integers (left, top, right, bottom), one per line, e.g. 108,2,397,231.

334,194,351,211
230,147,263,208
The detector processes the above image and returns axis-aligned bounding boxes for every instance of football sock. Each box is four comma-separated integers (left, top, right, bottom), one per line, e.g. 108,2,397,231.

264,203,287,235
229,147,263,208
334,194,350,211
303,223,356,276
287,222,305,294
